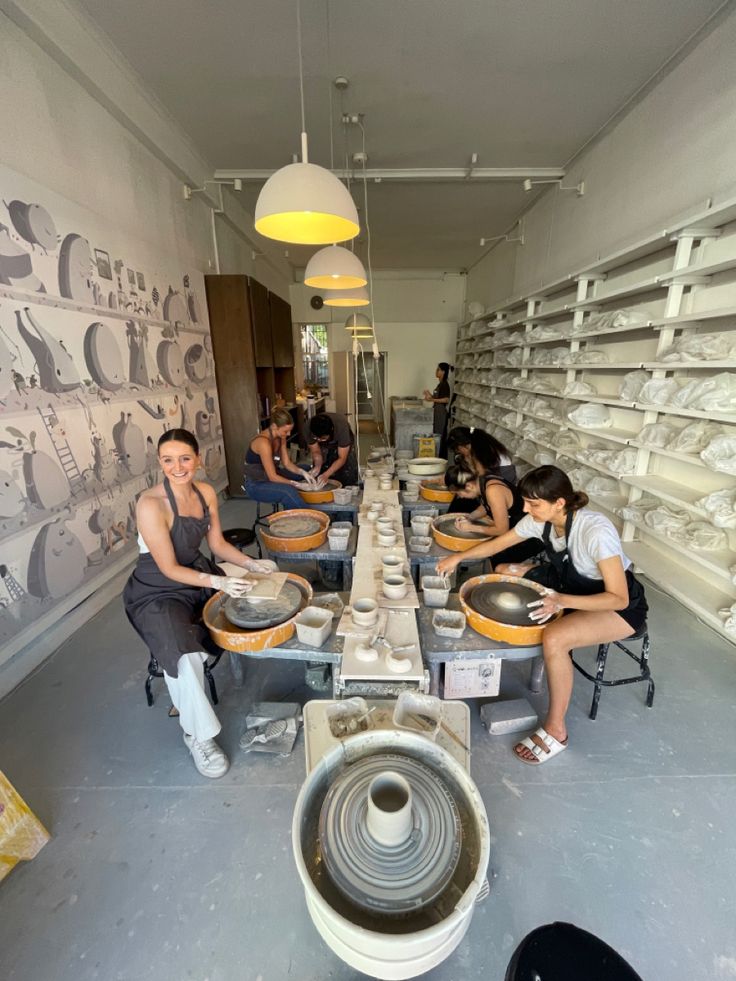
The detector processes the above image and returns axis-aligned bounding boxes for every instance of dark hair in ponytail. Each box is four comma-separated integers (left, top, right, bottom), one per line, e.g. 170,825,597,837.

444,462,478,492
447,426,472,453
437,362,454,380
518,465,588,511
470,429,508,472
158,428,199,454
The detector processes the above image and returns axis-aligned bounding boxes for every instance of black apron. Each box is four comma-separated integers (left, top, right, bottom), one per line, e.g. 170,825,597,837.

319,440,360,486
523,511,648,632
478,475,543,568
123,479,222,677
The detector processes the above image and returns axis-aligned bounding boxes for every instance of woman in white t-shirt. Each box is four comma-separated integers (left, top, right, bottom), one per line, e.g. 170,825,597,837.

437,465,647,766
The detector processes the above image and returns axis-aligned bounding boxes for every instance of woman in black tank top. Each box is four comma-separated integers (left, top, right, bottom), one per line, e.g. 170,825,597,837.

443,463,542,567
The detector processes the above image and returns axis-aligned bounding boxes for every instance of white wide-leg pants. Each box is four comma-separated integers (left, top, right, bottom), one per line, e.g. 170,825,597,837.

164,651,221,742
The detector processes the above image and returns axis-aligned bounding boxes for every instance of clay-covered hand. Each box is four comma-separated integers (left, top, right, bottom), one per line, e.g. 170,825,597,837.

244,558,279,574
454,516,475,532
527,588,562,623
209,575,253,597
436,554,459,577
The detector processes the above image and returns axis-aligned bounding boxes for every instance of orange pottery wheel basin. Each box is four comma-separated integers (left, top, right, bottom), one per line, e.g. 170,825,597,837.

203,572,313,652
431,514,491,552
420,480,455,503
261,508,330,552
298,479,342,505
459,573,562,645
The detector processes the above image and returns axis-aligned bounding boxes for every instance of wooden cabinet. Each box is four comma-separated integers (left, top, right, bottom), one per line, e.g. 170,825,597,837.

271,292,295,367
453,194,736,645
205,275,297,495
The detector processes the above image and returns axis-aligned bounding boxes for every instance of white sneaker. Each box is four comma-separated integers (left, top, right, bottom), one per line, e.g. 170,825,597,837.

183,733,229,778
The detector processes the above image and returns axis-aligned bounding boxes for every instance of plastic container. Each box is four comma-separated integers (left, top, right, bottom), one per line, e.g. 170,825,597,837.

331,521,353,532
431,609,467,639
311,593,345,620
421,575,451,607
409,535,432,553
294,606,334,647
324,697,374,738
333,489,353,505
328,529,351,551
392,691,442,740
411,517,432,537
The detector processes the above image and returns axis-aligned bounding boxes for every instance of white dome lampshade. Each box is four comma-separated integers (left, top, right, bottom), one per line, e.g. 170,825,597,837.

305,245,367,289
344,313,372,330
324,285,370,307
255,162,360,246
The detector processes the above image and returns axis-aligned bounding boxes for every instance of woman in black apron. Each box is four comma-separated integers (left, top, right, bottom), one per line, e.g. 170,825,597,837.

438,465,647,766
243,406,309,510
443,464,541,567
423,362,452,455
124,429,277,778
446,427,518,515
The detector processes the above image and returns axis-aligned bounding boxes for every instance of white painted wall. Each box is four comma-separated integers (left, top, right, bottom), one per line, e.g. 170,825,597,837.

467,9,736,305
0,9,292,696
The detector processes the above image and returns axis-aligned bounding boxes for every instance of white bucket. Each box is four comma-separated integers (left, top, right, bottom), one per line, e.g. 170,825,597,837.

292,730,490,980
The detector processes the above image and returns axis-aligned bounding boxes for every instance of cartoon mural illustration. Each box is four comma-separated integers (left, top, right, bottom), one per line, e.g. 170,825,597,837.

0,162,225,656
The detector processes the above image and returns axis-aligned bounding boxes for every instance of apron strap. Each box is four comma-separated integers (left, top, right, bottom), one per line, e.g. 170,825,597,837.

162,477,178,516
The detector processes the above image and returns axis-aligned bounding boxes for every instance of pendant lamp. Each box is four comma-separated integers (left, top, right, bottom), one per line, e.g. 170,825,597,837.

324,285,370,307
254,1,360,246
345,313,372,330
305,245,367,289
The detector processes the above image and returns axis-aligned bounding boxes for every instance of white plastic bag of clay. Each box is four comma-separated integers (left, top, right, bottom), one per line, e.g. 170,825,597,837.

637,422,678,448
609,448,638,475
618,370,650,401
569,349,609,364
616,496,659,523
701,435,736,475
643,506,690,534
585,475,620,497
671,420,723,454
563,380,597,397
637,377,681,406
719,602,736,636
668,520,728,552
696,488,736,528
661,333,736,362
567,402,612,428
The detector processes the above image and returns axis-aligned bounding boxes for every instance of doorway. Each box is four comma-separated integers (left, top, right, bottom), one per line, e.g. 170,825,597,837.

355,351,387,427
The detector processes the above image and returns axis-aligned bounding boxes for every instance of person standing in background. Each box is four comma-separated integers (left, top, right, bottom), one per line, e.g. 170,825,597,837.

423,362,453,456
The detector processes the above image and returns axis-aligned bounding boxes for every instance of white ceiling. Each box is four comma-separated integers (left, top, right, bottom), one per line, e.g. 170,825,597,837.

75,0,728,271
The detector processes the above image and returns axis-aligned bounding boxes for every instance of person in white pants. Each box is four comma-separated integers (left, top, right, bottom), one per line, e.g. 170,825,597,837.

124,429,277,778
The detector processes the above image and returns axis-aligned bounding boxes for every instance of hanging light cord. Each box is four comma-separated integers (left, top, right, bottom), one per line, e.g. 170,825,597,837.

326,0,334,171
296,0,308,159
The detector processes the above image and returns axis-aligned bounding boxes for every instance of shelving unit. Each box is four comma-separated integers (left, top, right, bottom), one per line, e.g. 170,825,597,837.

454,195,736,645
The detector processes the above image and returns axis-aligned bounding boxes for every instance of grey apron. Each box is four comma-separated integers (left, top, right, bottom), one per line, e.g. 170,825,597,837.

123,478,222,677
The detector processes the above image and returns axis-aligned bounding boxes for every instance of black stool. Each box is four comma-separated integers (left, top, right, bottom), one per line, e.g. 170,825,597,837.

570,623,654,720
222,527,256,549
145,651,222,709
505,921,643,980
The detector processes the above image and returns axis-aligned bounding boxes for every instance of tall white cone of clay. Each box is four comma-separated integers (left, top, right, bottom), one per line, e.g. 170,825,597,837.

366,772,413,848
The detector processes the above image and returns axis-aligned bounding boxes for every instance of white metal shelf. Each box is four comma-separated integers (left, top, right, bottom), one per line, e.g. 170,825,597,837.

659,255,736,283
569,276,665,309
634,402,736,426
642,360,736,370
622,474,710,519
649,304,736,327
628,440,710,470
626,519,735,584
625,540,735,645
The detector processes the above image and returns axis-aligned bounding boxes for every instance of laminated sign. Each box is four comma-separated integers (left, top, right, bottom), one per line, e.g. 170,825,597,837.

444,658,501,699
0,771,50,883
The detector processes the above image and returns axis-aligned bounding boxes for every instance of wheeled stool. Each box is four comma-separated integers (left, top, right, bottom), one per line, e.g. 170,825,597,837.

570,623,654,720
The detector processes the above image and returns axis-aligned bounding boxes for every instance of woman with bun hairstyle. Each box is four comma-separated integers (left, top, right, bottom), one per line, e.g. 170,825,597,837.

443,462,541,567
445,427,518,514
438,465,647,766
124,429,277,778
243,406,309,510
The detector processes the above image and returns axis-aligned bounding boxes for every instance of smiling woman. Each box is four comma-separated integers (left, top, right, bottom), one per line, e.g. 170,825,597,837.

123,429,278,778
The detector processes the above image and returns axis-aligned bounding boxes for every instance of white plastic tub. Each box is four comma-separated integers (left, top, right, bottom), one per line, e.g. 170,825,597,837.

328,529,351,551
294,606,334,647
421,575,451,607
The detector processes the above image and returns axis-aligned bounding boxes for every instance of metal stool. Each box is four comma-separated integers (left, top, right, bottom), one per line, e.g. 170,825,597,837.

570,623,654,720
145,650,222,709
240,485,282,556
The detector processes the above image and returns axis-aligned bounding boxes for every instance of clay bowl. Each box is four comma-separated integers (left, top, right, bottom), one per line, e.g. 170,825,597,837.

420,480,455,503
458,573,562,646
299,479,342,505
261,509,330,552
431,514,492,553
203,572,313,652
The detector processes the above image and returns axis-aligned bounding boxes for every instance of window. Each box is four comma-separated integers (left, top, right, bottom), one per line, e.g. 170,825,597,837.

301,324,329,388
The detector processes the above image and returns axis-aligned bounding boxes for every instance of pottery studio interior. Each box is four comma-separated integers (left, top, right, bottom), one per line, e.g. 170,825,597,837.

1,2,736,980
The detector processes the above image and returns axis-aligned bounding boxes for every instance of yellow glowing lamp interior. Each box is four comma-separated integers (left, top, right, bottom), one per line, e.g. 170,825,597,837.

324,295,370,307
306,271,366,289
254,211,360,246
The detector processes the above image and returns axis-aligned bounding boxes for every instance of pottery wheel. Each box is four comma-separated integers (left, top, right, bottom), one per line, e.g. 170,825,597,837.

468,581,543,626
268,515,322,538
434,514,491,541
318,753,462,916
224,582,302,629
301,479,340,492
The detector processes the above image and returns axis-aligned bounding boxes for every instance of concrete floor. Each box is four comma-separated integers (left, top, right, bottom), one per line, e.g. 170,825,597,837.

1,496,736,981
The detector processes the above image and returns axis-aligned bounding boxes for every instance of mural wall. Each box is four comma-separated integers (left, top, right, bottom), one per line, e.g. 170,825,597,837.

0,163,225,662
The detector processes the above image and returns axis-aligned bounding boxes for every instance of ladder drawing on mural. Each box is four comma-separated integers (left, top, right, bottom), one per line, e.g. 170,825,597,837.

0,564,26,604
37,405,85,496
